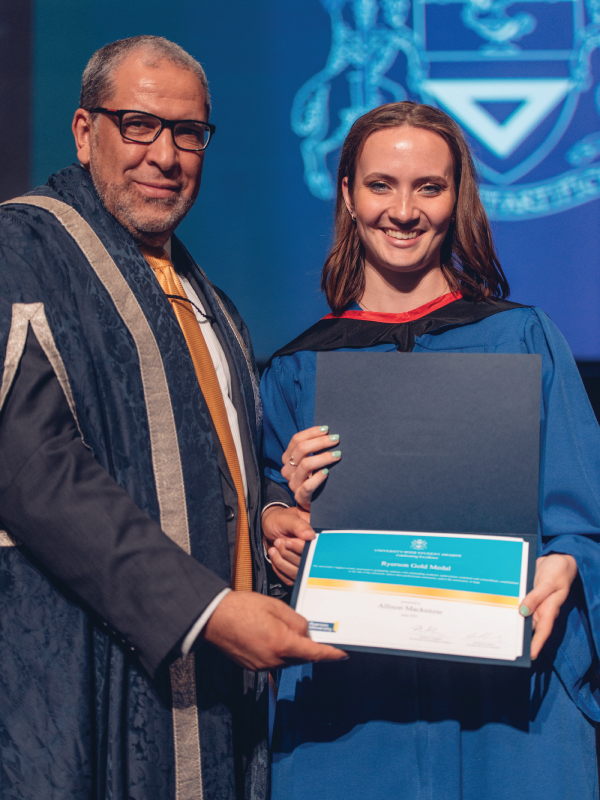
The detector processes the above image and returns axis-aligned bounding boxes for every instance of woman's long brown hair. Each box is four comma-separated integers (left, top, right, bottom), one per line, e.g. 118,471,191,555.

321,102,509,315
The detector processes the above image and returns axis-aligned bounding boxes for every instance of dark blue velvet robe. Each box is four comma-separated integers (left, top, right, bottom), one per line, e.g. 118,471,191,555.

0,166,267,800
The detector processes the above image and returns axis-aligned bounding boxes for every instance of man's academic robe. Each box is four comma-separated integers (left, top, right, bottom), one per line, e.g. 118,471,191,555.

0,165,268,800
261,297,600,800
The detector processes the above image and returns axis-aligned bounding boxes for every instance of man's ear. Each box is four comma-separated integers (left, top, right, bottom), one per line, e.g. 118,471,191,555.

72,109,93,168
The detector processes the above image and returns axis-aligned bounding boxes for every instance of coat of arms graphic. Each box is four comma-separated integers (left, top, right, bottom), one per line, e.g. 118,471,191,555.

411,538,428,549
292,0,600,219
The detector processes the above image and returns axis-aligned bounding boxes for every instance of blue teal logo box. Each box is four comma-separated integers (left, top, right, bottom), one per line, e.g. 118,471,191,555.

292,0,600,219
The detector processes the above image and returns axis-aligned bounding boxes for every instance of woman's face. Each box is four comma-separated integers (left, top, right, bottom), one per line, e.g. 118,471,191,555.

343,125,456,281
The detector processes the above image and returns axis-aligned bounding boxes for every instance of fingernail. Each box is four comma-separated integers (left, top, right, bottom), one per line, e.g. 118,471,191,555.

321,468,329,476
331,450,341,458
519,605,531,617
329,434,339,442
319,425,329,432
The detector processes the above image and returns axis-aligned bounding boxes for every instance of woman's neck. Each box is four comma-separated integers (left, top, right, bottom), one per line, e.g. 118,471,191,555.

359,264,451,313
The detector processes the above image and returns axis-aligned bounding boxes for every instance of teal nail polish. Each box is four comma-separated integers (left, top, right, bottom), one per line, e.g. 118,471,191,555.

329,434,340,442
519,605,531,617
331,450,342,458
321,468,329,476
319,425,329,432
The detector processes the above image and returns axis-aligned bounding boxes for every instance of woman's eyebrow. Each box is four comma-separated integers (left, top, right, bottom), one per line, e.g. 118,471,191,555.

362,172,396,182
417,175,450,184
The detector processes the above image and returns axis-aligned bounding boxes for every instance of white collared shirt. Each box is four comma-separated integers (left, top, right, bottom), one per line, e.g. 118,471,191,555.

164,239,249,505
158,238,258,652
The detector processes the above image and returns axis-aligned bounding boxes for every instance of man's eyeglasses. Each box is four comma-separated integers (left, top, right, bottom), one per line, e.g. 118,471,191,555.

88,108,215,151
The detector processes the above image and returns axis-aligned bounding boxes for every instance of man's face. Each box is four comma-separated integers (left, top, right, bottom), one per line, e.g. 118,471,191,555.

73,54,207,245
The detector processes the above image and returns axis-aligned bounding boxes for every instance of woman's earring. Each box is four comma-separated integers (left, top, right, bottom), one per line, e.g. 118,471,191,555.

350,211,357,223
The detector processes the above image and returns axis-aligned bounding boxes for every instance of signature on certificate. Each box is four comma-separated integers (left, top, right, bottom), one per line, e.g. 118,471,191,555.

464,631,503,649
409,625,451,644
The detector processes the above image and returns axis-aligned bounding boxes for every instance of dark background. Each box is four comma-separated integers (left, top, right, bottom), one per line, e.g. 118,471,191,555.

2,0,599,414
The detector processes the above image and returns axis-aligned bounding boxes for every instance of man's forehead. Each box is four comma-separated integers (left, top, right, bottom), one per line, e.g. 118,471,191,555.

107,53,207,115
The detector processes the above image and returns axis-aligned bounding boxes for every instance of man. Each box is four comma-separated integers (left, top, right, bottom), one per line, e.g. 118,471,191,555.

0,36,342,800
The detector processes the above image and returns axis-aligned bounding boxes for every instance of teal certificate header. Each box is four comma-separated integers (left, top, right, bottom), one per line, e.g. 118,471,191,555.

311,531,524,598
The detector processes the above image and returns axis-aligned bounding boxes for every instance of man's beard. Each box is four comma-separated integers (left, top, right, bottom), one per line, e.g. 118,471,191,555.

90,155,194,245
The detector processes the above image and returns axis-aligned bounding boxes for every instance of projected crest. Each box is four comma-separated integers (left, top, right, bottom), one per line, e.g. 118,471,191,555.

292,0,600,219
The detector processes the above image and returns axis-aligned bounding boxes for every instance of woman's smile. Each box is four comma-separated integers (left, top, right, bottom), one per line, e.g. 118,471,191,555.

382,227,422,242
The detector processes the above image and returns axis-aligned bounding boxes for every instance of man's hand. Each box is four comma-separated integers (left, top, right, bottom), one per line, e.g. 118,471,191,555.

520,553,578,660
202,591,347,670
262,505,315,585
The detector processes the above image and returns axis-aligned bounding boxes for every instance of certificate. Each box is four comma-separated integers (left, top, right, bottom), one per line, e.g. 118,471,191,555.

293,529,532,664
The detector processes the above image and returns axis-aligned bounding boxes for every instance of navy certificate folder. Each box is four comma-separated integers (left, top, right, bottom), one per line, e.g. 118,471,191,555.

299,352,542,667
311,352,541,536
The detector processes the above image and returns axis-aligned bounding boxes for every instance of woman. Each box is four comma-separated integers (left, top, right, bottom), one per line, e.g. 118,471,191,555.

260,102,600,799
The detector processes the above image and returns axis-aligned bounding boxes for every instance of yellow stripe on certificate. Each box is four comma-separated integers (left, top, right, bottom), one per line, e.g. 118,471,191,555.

306,577,520,607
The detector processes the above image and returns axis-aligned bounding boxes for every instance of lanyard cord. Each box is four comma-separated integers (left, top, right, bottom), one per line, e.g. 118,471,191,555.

164,293,216,324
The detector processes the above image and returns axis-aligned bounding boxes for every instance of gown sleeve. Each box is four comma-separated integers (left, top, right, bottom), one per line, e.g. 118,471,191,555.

525,308,600,720
0,327,229,677
260,355,308,504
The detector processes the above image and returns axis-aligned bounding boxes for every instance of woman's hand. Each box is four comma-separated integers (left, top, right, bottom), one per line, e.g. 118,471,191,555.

262,505,314,586
520,553,578,659
281,425,342,511
261,425,342,586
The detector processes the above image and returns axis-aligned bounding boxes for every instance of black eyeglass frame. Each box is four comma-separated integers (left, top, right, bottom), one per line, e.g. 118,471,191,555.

88,107,216,151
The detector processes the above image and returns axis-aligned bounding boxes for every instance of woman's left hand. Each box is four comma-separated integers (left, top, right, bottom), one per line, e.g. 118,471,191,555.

520,553,578,660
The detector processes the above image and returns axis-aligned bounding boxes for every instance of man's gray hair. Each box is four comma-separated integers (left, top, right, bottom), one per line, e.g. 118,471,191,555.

80,35,211,116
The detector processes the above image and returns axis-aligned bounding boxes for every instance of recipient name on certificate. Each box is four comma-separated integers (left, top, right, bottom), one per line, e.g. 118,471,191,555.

295,530,529,662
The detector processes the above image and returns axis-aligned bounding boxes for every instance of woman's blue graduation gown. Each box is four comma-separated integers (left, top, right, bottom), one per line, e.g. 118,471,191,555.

261,303,600,800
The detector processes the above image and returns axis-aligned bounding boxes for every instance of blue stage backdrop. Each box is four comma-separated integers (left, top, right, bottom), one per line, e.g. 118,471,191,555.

22,0,600,360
